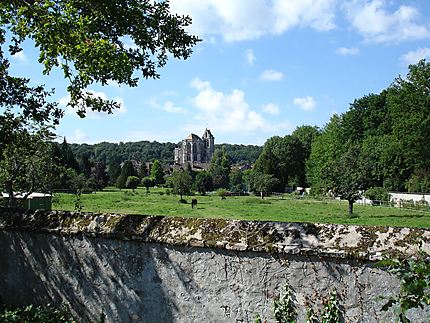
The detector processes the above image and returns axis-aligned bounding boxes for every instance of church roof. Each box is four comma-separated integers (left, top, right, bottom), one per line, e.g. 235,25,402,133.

186,133,201,141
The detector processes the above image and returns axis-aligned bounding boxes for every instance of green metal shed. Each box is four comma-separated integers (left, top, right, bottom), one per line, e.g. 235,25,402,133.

1,192,52,210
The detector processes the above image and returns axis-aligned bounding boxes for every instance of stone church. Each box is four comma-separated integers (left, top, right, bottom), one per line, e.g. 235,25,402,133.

174,129,215,165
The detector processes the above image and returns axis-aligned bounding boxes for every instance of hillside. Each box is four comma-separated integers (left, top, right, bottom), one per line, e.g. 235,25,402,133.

69,141,262,165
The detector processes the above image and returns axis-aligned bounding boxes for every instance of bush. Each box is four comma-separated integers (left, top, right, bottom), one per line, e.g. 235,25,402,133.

216,188,228,198
0,303,77,323
364,187,389,205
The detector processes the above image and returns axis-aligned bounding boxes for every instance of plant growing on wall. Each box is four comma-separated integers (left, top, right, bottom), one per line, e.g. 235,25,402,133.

377,251,430,323
321,289,341,323
255,282,342,323
273,281,297,322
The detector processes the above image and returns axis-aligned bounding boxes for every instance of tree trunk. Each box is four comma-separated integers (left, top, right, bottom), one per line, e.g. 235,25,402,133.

348,200,354,215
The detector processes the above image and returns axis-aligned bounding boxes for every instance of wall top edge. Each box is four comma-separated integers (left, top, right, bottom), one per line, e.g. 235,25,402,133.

1,208,429,260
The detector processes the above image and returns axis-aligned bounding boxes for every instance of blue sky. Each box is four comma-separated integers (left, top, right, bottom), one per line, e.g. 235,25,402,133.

7,0,430,145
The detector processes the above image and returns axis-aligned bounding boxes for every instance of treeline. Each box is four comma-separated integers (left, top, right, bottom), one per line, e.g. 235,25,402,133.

68,141,262,165
45,138,262,192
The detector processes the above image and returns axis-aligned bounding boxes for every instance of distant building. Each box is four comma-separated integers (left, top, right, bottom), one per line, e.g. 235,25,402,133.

174,129,215,165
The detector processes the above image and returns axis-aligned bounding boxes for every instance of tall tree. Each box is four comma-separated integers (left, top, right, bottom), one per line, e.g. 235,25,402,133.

79,155,92,178
321,145,367,214
120,160,136,179
0,127,54,206
60,138,80,172
107,162,121,186
386,59,430,189
150,160,165,185
229,169,245,193
0,43,59,205
291,125,320,158
307,115,346,193
92,161,108,189
209,148,231,189
171,170,192,200
254,135,305,190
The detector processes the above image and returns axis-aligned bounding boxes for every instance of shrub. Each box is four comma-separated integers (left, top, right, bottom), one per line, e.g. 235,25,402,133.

0,303,76,322
216,188,228,198
364,187,389,205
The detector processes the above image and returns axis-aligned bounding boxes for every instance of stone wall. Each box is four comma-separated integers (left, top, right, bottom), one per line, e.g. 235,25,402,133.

1,209,429,322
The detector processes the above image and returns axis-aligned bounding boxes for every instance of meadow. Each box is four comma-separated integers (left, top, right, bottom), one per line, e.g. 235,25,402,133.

52,187,430,228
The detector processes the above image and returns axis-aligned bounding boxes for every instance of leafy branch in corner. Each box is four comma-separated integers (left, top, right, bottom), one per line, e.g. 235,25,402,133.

376,250,430,323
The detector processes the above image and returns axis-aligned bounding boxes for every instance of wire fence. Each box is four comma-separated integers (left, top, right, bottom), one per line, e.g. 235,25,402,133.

266,192,430,214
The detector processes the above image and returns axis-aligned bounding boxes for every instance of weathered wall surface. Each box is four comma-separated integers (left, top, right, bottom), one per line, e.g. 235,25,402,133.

1,209,429,322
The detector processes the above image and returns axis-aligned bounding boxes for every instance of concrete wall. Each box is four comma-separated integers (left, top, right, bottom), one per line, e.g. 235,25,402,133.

390,192,430,206
1,209,430,322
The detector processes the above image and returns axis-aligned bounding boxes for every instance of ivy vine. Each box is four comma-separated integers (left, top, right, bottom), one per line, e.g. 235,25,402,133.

377,251,430,323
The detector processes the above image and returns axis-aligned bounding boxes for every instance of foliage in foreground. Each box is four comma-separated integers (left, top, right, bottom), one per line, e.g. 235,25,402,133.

255,282,342,323
377,251,430,323
0,303,76,323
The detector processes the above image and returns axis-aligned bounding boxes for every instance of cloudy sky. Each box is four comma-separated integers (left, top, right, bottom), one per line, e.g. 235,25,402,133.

7,0,430,145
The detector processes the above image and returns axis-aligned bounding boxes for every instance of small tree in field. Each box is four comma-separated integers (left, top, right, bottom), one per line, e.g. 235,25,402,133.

126,176,140,191
322,145,367,214
248,171,279,199
141,176,154,193
115,174,126,189
171,170,192,201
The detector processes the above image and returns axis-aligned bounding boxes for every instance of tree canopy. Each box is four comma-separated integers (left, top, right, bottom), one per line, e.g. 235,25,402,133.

1,0,200,116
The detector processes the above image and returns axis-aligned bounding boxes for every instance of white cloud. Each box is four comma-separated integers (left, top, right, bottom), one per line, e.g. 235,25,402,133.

124,130,185,143
245,49,256,65
260,69,284,82
335,47,359,56
189,78,290,134
170,0,337,42
148,98,186,114
190,78,211,91
59,90,126,118
162,101,186,114
401,48,430,66
68,129,89,144
11,51,28,63
293,96,316,111
344,1,430,43
262,103,280,115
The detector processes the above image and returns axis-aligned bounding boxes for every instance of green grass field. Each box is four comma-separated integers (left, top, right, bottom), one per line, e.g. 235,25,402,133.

52,187,430,228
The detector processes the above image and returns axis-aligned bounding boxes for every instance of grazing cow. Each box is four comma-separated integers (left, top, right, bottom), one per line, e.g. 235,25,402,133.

191,198,198,209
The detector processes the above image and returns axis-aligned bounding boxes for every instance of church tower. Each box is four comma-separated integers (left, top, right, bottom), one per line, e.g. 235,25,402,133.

202,129,215,163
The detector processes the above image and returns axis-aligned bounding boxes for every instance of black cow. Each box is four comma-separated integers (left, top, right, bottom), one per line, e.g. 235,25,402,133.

191,198,198,209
